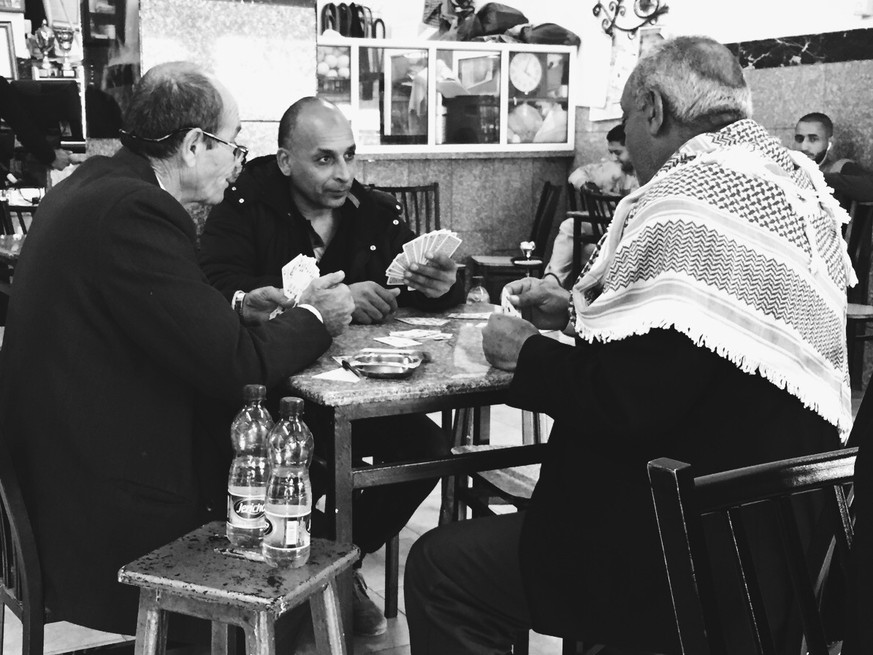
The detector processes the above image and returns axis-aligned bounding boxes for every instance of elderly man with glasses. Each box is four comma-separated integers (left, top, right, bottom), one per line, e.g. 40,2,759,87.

0,61,354,646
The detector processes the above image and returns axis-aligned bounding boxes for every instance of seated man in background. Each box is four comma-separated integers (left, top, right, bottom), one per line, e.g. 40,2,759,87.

199,96,462,637
405,35,851,654
0,62,354,646
794,111,863,174
544,124,638,287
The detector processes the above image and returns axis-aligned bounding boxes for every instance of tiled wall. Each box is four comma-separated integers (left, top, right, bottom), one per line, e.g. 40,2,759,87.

357,155,572,261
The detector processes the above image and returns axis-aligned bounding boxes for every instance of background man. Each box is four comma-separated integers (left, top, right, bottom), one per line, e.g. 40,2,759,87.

794,111,863,174
199,96,462,637
405,36,850,654
0,62,354,644
544,124,638,287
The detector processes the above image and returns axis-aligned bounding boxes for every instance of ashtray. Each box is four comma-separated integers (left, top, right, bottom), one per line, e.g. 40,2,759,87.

343,350,429,380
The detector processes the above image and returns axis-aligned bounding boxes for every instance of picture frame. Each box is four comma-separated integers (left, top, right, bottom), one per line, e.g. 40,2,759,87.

0,0,24,12
0,22,17,80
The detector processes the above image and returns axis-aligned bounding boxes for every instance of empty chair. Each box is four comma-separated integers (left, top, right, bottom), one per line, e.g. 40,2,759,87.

0,202,32,237
648,448,856,655
566,185,621,283
372,183,440,234
844,200,873,388
468,181,562,299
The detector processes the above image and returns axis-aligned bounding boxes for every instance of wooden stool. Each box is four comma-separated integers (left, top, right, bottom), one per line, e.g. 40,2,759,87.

118,521,359,655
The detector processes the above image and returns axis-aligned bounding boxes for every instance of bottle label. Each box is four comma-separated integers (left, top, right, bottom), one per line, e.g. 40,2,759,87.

264,505,311,551
227,487,267,529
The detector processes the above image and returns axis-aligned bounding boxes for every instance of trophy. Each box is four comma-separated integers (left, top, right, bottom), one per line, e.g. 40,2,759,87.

54,27,75,74
34,20,55,74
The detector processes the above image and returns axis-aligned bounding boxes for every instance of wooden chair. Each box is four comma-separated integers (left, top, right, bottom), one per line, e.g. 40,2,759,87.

0,440,134,655
118,521,359,655
371,183,440,234
648,448,856,655
567,186,620,283
0,203,33,237
844,201,873,388
468,181,562,300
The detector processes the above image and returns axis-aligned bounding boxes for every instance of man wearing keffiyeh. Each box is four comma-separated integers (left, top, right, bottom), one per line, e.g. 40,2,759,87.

404,36,852,655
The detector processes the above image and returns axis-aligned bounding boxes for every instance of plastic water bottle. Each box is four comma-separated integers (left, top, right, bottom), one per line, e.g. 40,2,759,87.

263,397,313,568
466,275,491,304
226,384,273,548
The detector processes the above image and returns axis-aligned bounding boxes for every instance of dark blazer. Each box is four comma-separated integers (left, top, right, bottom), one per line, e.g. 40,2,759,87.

0,147,332,635
199,155,463,310
510,329,840,654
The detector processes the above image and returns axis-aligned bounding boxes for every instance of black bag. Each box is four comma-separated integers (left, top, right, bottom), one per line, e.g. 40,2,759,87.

520,23,581,47
476,3,527,36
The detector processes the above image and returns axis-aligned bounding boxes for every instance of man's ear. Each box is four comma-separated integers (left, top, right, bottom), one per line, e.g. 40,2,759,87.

645,89,665,136
179,128,201,169
276,147,293,176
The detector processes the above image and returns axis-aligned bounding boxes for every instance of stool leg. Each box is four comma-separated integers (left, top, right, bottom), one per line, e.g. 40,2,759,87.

245,612,275,655
310,581,347,655
384,533,399,618
133,589,167,655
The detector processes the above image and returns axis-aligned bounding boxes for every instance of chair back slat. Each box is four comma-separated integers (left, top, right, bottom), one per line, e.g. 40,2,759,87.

0,440,48,655
528,181,561,259
648,448,856,655
373,183,441,235
724,509,776,655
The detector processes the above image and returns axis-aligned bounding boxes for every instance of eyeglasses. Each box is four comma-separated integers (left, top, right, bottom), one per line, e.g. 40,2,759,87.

119,127,248,165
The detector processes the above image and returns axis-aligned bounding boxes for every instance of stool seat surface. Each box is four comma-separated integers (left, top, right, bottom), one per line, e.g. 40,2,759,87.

118,521,358,613
847,302,873,319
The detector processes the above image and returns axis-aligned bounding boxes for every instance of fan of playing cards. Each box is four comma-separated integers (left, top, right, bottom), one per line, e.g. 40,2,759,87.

385,229,462,287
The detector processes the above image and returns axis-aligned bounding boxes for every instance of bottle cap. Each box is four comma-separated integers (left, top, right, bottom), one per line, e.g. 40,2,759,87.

279,396,304,417
242,384,267,401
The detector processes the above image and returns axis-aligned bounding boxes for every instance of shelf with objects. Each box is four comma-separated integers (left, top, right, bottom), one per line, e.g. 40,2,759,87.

315,38,576,154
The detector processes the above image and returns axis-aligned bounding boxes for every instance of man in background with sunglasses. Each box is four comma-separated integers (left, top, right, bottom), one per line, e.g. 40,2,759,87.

0,61,354,646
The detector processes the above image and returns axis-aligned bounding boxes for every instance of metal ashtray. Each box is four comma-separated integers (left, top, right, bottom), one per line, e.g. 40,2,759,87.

344,350,429,380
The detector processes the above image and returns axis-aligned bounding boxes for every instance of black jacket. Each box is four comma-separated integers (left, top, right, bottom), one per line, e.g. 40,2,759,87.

0,147,331,635
199,155,463,310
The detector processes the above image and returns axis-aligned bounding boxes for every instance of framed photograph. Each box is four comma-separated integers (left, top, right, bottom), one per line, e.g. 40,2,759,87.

0,0,23,12
0,22,16,80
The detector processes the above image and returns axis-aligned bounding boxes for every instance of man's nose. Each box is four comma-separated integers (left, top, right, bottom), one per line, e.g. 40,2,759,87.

335,159,353,182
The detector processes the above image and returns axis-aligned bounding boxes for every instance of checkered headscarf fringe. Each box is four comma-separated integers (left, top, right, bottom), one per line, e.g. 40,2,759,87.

571,120,855,439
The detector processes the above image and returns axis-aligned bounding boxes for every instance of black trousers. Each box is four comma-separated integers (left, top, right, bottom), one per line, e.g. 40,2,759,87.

312,412,448,554
404,512,532,655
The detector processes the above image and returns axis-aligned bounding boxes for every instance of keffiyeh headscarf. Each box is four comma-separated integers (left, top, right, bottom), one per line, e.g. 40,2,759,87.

572,119,856,439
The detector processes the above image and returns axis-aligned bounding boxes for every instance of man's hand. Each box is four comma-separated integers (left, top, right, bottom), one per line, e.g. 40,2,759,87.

50,149,72,171
241,286,294,325
298,271,355,336
503,276,570,330
482,313,539,371
349,281,401,324
404,252,458,298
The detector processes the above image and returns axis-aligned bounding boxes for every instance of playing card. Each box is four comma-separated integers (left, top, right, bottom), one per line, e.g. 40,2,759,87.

432,233,461,258
374,336,422,348
282,254,320,302
501,287,521,317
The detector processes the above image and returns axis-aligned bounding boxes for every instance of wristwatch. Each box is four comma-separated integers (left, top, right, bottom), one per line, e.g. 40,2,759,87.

231,290,246,317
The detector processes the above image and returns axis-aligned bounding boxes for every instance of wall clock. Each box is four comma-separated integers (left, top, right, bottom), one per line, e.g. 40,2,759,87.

509,52,542,95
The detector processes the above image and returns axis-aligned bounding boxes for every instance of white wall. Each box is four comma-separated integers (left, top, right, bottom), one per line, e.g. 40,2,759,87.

319,0,873,43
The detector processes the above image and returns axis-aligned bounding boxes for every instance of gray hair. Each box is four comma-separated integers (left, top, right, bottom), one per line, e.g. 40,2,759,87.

628,36,753,128
120,61,224,160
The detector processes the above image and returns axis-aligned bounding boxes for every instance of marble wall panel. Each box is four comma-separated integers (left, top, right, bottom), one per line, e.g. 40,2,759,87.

139,0,316,129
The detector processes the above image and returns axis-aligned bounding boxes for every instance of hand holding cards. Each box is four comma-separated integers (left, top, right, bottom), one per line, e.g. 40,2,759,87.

385,229,461,286
282,254,321,302
501,286,521,317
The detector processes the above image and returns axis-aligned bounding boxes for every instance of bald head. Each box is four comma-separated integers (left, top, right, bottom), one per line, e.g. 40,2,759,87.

626,36,752,130
278,97,350,150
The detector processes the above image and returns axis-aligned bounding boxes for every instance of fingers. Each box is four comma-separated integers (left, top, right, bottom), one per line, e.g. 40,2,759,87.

314,270,346,288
